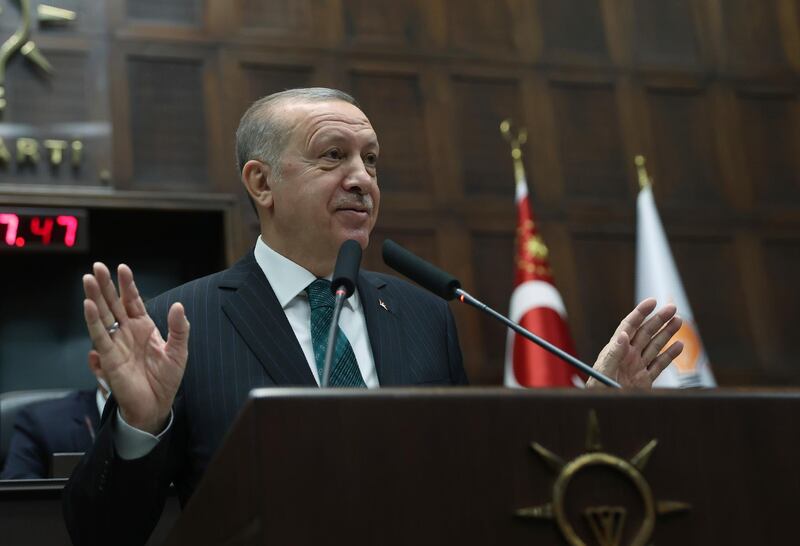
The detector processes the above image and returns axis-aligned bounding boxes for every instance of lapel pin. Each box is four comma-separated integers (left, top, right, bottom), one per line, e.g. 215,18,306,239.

379,299,389,311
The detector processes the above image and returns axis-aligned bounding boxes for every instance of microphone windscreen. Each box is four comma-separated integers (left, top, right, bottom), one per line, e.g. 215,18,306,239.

382,239,461,300
331,239,362,297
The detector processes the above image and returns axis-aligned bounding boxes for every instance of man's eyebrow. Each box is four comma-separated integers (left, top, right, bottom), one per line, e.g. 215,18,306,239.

308,129,379,149
310,131,344,144
307,129,347,146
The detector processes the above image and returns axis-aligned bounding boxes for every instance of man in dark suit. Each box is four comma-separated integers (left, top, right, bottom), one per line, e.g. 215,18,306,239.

1,390,98,479
2,355,109,479
64,88,684,545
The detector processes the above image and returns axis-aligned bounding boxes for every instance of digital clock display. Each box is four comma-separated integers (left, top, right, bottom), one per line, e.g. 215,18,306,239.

0,207,88,252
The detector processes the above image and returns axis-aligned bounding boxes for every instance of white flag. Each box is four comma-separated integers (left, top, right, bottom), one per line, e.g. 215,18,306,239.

636,185,716,388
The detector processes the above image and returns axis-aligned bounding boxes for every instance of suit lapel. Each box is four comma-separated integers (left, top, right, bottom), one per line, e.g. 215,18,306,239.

219,254,316,386
82,390,100,430
358,272,406,386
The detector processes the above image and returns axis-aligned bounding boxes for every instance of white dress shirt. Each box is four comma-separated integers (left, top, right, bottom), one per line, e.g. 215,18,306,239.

253,236,378,388
115,238,378,459
96,388,107,418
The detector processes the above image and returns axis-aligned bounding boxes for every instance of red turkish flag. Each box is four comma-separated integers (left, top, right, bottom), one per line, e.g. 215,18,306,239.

504,177,583,388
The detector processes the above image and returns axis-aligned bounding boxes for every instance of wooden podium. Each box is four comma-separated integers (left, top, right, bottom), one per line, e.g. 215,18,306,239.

164,388,800,545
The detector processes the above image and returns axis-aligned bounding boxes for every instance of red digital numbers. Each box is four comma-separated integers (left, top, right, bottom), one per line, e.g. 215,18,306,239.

57,216,78,247
0,212,81,249
31,217,55,244
0,213,19,246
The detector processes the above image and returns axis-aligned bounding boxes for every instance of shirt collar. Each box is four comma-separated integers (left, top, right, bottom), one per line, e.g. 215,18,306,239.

253,237,360,310
96,388,107,418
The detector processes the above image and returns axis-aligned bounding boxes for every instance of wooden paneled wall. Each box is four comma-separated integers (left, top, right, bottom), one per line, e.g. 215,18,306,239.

3,0,800,386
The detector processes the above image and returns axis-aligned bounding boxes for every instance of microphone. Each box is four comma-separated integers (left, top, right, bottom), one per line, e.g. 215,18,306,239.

381,239,621,389
331,239,362,298
321,240,363,387
382,239,461,299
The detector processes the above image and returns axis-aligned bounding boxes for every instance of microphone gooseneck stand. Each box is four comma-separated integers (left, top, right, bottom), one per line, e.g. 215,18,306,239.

381,239,621,389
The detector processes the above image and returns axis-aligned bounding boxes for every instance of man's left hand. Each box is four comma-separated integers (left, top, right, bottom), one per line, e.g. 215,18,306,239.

587,298,683,389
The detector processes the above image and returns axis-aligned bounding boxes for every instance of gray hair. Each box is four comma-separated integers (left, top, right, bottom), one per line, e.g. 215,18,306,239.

235,87,359,176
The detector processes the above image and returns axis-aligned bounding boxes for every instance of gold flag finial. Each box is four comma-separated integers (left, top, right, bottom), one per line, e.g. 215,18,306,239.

635,155,652,190
500,118,528,184
500,118,527,160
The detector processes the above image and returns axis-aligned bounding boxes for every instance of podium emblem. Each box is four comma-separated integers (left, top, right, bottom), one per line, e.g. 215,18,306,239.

515,410,690,546
584,506,626,546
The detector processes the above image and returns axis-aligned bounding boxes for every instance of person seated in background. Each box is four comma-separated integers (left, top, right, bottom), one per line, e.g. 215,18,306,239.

0,351,110,479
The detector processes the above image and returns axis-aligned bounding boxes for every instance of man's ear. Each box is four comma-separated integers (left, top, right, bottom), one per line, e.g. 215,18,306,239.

241,159,276,210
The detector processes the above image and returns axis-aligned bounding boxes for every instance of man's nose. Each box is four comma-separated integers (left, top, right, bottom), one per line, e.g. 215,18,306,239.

342,157,375,194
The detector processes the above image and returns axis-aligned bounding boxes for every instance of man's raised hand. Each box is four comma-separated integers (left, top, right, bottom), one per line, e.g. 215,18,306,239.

587,298,684,389
83,263,189,434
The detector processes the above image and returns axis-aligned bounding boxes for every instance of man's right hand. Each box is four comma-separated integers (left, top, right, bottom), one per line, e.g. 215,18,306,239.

83,263,189,435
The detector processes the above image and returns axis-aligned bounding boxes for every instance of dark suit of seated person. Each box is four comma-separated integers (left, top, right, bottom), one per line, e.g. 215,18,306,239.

1,390,101,479
64,88,686,546
1,356,109,479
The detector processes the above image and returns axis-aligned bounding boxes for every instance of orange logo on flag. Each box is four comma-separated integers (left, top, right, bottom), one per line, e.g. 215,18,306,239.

671,321,701,374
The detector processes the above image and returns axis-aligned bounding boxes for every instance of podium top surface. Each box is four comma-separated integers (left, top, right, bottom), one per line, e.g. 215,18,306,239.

249,386,800,402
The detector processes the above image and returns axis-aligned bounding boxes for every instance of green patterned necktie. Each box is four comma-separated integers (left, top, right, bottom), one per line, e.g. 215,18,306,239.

305,279,367,387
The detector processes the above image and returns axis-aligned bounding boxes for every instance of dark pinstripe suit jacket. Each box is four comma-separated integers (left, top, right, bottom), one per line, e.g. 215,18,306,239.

63,251,467,546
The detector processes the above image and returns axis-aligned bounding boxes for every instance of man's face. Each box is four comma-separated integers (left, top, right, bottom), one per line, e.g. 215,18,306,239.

266,100,380,270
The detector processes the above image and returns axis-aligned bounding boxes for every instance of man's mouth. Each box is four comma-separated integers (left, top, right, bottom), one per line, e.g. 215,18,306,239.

337,206,369,214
